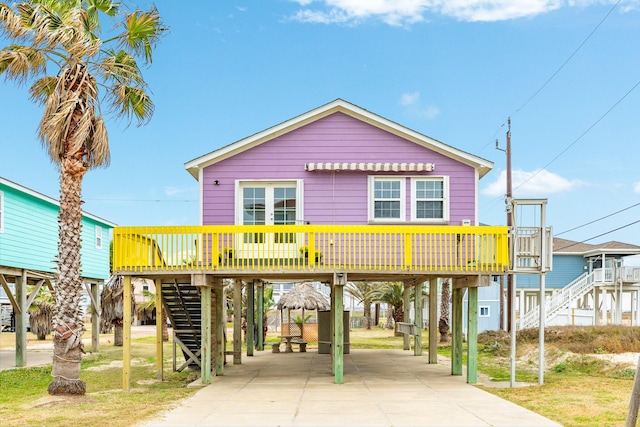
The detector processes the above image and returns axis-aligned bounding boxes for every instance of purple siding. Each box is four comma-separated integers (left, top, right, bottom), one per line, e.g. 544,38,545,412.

202,112,477,226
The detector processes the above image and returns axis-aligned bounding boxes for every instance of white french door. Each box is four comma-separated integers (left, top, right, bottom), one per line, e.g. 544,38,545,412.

236,181,302,258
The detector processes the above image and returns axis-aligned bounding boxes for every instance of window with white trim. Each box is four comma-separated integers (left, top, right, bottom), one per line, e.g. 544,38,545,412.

95,225,103,249
0,191,4,233
411,177,449,223
479,306,490,317
368,177,405,222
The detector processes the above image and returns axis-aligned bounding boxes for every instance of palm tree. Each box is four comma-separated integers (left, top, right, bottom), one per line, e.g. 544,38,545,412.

0,1,166,395
28,285,55,340
370,282,405,336
100,275,135,347
346,281,377,329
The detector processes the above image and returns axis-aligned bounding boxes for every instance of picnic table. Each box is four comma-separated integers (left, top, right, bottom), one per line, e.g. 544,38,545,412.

278,334,305,352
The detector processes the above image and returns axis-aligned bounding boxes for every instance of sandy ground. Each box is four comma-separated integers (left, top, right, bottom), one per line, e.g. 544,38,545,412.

591,352,640,366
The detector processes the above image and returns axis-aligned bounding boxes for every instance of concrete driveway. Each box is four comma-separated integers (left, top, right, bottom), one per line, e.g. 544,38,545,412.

138,348,562,427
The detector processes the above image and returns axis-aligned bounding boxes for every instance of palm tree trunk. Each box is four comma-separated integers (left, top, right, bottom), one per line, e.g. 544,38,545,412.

393,307,404,337
48,170,87,395
363,300,372,329
114,322,124,346
439,279,450,342
162,311,169,342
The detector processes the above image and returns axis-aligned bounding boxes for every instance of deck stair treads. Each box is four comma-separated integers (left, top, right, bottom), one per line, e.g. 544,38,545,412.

519,271,595,330
161,280,202,371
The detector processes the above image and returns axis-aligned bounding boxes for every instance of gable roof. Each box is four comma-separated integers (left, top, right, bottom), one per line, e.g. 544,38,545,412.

0,177,116,227
185,99,493,180
553,237,640,256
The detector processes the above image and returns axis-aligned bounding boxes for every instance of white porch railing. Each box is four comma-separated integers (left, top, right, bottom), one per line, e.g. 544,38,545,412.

519,271,595,330
519,266,640,330
623,266,640,284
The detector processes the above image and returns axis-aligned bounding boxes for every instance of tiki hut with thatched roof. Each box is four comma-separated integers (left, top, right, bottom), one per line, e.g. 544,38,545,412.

276,283,329,341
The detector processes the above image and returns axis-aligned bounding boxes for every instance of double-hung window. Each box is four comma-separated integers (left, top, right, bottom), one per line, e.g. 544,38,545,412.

411,177,449,223
369,177,405,222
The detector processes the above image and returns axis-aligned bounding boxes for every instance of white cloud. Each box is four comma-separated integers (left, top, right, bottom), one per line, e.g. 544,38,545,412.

481,168,586,197
438,0,563,22
288,0,570,24
400,91,421,106
634,182,640,193
399,91,440,119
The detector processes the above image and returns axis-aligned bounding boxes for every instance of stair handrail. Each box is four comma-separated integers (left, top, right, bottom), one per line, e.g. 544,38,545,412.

519,271,593,329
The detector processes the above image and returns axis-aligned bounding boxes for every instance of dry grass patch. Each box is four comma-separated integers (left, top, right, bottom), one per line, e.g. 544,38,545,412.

486,376,631,427
474,325,638,426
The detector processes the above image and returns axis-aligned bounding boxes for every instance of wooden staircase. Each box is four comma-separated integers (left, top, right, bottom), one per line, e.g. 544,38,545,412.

161,280,202,371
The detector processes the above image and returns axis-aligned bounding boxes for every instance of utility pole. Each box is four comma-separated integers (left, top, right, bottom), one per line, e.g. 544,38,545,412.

496,118,513,331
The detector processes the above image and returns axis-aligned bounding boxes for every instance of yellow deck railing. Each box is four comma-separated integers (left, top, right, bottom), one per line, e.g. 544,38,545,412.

112,225,509,274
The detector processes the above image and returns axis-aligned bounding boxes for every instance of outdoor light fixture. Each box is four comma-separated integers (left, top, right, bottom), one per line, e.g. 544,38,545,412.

214,180,220,185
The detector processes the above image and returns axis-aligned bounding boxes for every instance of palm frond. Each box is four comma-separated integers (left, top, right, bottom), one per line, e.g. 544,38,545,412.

0,2,29,39
85,0,119,33
0,45,46,84
111,82,153,125
99,48,143,85
28,75,57,104
86,114,110,167
121,7,166,64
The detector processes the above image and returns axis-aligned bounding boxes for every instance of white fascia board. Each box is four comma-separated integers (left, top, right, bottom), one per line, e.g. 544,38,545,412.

184,99,494,181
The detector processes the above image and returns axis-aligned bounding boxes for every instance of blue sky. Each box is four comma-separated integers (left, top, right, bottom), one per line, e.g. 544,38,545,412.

1,0,639,257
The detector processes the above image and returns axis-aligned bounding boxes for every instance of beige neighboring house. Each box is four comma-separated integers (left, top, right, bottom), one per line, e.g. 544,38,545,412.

132,278,158,326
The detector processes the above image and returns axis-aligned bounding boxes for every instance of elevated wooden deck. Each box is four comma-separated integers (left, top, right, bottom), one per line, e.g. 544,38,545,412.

112,224,509,280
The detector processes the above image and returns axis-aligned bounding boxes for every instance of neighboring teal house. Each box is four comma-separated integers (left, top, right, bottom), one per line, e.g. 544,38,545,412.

0,177,115,364
0,176,114,280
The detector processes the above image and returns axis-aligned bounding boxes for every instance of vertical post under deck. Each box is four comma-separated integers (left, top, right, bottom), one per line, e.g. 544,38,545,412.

122,275,132,392
330,287,335,370
257,283,264,351
214,278,224,376
428,279,438,364
333,281,344,384
200,285,212,384
403,284,410,350
247,281,254,356
233,279,242,364
91,282,100,353
467,286,478,384
155,279,163,381
451,287,463,376
16,270,27,367
414,282,423,356
538,273,546,385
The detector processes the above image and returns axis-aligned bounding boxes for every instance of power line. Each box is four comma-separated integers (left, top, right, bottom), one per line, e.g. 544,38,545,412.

512,78,640,193
555,201,640,236
87,198,197,203
479,0,621,155
555,219,640,251
511,0,622,117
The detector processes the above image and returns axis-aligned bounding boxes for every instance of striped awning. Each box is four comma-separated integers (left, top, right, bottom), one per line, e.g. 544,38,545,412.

304,162,435,172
